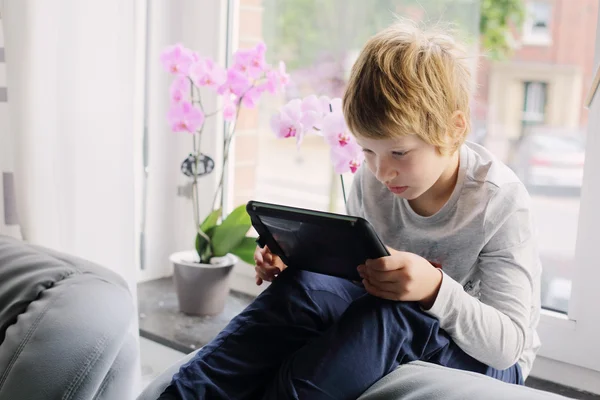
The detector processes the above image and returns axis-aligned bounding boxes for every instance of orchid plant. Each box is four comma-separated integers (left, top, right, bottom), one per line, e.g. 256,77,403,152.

270,95,365,204
161,42,289,264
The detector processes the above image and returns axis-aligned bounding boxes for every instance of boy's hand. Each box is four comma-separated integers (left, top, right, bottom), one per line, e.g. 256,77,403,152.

253,245,287,286
357,247,443,309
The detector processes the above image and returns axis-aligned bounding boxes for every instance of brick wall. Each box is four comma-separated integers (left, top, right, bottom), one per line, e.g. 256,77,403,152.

474,0,598,128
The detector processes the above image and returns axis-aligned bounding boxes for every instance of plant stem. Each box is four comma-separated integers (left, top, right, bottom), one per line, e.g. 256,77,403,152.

192,135,199,231
328,166,339,212
211,98,243,212
340,174,347,205
189,78,207,239
190,80,200,233
205,109,222,117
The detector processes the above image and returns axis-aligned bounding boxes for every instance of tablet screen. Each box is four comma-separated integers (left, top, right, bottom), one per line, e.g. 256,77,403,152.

257,214,376,278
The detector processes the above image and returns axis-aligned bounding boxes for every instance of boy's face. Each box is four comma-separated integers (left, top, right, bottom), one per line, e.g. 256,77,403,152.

355,134,458,201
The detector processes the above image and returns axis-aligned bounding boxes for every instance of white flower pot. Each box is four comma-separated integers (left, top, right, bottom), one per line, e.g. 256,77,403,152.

170,251,237,316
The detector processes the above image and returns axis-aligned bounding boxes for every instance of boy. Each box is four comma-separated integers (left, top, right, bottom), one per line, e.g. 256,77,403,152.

159,20,541,400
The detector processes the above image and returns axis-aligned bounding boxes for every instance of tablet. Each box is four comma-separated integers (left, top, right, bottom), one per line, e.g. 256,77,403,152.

246,200,390,281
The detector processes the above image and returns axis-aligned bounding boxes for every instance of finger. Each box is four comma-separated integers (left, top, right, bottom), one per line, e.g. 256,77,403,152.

254,246,264,265
264,252,273,265
255,266,272,282
256,275,263,286
260,263,281,275
365,278,402,293
256,265,280,282
365,257,402,272
362,268,399,284
362,278,401,301
272,254,285,269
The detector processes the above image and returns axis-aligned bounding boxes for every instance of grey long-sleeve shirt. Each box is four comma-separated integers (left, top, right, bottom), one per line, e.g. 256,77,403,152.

346,141,541,378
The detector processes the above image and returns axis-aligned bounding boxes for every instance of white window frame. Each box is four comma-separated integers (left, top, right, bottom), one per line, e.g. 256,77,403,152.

224,1,600,392
520,5,600,391
522,0,553,46
522,81,547,124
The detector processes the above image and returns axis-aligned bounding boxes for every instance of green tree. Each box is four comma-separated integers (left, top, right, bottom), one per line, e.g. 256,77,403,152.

480,0,526,60
263,0,525,72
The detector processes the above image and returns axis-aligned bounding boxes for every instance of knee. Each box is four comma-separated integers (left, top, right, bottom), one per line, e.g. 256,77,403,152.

271,268,355,296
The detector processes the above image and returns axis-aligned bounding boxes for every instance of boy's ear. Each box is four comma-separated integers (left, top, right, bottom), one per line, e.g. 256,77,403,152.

450,111,467,137
445,111,467,150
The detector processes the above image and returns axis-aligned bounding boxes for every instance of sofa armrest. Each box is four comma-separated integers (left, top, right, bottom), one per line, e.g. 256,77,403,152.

358,361,570,400
0,235,138,400
137,349,199,400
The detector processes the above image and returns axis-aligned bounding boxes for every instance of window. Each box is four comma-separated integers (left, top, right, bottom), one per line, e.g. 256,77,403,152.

231,0,600,388
522,81,547,125
523,1,553,45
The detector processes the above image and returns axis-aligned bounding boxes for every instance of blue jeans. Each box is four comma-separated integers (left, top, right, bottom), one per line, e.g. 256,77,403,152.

159,268,523,400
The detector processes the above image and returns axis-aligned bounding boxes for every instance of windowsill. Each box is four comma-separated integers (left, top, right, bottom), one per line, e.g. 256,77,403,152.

521,35,553,47
137,277,255,354
540,307,571,321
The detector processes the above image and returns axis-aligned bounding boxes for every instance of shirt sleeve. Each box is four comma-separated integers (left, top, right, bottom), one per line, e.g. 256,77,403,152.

424,182,538,370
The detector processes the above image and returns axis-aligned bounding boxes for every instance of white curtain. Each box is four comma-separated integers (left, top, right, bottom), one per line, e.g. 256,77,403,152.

2,0,139,282
1,0,227,285
2,0,143,391
0,12,21,239
138,0,226,282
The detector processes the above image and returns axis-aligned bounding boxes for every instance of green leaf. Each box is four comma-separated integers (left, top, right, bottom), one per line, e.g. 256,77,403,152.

230,236,258,265
200,208,222,234
211,204,252,257
196,226,216,263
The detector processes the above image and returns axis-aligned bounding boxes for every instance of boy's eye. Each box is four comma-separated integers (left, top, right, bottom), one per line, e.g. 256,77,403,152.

392,151,406,157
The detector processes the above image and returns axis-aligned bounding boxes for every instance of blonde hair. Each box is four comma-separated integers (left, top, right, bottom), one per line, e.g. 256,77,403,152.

343,20,473,154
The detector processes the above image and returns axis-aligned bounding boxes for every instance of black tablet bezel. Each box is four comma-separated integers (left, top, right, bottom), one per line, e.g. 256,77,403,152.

246,200,390,280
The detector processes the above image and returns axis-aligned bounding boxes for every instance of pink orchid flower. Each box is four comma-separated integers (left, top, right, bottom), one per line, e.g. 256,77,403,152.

277,61,290,86
168,101,205,133
270,96,363,174
160,44,194,76
263,61,289,92
261,61,290,94
301,95,325,131
319,95,333,113
170,76,191,104
270,99,305,147
190,57,227,90
223,95,237,122
220,68,252,97
322,109,364,174
248,42,268,78
322,111,352,149
330,140,364,174
330,97,343,113
233,42,268,79
241,86,262,108
260,70,278,94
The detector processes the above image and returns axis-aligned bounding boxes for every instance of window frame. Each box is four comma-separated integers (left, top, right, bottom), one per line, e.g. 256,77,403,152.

505,2,600,382
522,0,553,46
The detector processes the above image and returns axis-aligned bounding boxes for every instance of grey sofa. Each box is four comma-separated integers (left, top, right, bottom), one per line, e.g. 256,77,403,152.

138,346,571,400
0,235,138,400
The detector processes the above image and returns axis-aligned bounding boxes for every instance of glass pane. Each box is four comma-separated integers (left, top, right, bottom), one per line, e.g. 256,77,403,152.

475,2,597,313
232,0,480,212
233,0,598,313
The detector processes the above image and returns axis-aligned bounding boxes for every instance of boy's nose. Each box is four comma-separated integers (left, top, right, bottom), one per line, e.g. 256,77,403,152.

375,162,397,183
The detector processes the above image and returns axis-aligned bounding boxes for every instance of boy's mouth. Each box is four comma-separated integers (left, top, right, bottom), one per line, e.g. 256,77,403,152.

387,186,408,194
